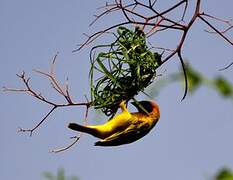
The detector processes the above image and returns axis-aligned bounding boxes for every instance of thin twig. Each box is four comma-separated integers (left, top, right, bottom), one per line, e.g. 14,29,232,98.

219,61,233,71
50,100,91,153
177,50,188,101
4,54,92,136
198,15,233,45
50,136,81,153
18,106,57,136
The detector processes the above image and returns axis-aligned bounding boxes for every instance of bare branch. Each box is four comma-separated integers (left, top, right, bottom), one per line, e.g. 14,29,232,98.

181,0,188,21
4,71,56,106
4,54,92,136
50,136,80,153
73,21,131,52
219,61,233,71
76,0,192,52
201,13,232,27
199,12,233,37
151,46,175,53
198,15,233,45
89,4,119,27
205,25,233,34
149,0,157,8
50,101,91,153
77,0,232,85
18,106,57,136
177,50,188,101
32,54,73,104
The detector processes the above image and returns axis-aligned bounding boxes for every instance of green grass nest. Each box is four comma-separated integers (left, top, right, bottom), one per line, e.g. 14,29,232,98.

90,26,161,116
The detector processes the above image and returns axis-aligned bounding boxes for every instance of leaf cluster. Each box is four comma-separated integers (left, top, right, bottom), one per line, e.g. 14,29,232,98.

148,63,233,99
185,65,233,98
43,168,79,180
215,168,233,180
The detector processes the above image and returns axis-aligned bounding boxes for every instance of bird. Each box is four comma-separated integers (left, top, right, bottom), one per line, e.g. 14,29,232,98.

68,100,160,146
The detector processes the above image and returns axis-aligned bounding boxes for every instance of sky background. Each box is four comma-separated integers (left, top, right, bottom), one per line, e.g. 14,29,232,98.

1,1,233,180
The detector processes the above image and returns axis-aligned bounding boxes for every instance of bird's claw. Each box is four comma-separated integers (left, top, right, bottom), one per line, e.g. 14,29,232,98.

119,100,127,112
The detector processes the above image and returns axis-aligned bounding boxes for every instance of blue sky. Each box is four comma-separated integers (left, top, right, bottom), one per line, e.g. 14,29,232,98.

1,1,233,180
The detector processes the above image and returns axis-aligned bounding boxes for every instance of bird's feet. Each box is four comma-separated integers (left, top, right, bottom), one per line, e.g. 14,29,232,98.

119,100,128,112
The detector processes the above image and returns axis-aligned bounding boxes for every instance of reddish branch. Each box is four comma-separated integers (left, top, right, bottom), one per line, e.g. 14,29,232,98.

74,0,232,99
3,54,91,137
50,96,91,153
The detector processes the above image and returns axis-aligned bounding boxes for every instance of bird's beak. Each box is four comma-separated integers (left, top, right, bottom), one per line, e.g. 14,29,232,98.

131,101,149,114
131,101,139,109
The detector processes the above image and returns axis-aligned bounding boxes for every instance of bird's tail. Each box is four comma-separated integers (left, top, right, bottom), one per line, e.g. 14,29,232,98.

68,123,99,138
68,123,92,133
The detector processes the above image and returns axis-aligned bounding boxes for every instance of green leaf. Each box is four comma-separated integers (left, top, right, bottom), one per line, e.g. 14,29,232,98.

43,172,55,180
216,168,233,180
57,168,65,180
42,169,79,180
214,76,233,97
186,65,203,93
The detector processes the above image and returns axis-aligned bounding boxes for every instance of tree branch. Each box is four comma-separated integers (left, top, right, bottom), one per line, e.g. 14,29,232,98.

4,54,91,136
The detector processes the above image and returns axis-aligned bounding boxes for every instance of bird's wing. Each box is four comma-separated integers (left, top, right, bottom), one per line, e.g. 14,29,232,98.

94,121,150,146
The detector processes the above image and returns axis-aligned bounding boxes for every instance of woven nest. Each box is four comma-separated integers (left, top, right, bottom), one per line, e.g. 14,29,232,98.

89,26,161,116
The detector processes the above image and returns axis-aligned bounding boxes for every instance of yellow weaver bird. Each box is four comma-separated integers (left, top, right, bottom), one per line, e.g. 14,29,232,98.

68,100,160,146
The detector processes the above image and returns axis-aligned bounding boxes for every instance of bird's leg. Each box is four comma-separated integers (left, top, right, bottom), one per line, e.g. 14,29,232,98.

119,101,128,113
